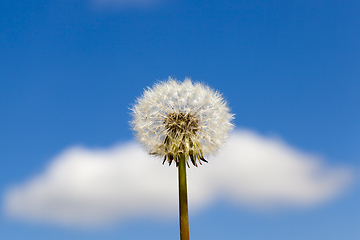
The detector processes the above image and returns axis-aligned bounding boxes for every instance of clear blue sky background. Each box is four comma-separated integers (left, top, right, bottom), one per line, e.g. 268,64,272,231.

1,0,359,239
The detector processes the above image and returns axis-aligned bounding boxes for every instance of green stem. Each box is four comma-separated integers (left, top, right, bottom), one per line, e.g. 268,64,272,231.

178,153,190,240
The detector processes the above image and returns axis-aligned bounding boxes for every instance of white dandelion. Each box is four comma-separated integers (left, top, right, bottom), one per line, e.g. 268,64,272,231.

131,77,234,240
131,77,234,167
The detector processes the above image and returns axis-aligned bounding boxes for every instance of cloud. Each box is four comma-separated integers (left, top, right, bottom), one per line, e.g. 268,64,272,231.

3,129,351,226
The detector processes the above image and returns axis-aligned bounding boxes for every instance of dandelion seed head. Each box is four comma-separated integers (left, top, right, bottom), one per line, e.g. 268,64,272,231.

131,77,234,166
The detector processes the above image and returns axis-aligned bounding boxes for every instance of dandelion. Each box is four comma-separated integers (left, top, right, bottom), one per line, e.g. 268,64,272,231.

131,77,234,240
131,77,234,166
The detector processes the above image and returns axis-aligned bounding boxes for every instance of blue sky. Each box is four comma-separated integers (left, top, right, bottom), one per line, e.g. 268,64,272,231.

1,0,359,239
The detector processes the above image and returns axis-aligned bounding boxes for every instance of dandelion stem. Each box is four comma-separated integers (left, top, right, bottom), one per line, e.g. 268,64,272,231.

178,153,190,240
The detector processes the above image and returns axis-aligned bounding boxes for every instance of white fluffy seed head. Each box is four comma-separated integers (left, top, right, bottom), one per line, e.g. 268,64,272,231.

131,77,234,167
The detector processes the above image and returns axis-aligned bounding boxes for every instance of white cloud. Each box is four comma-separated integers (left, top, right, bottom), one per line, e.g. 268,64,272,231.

3,129,351,226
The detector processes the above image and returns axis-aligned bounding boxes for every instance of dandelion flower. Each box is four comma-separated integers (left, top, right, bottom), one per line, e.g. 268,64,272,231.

131,77,234,240
131,77,234,166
